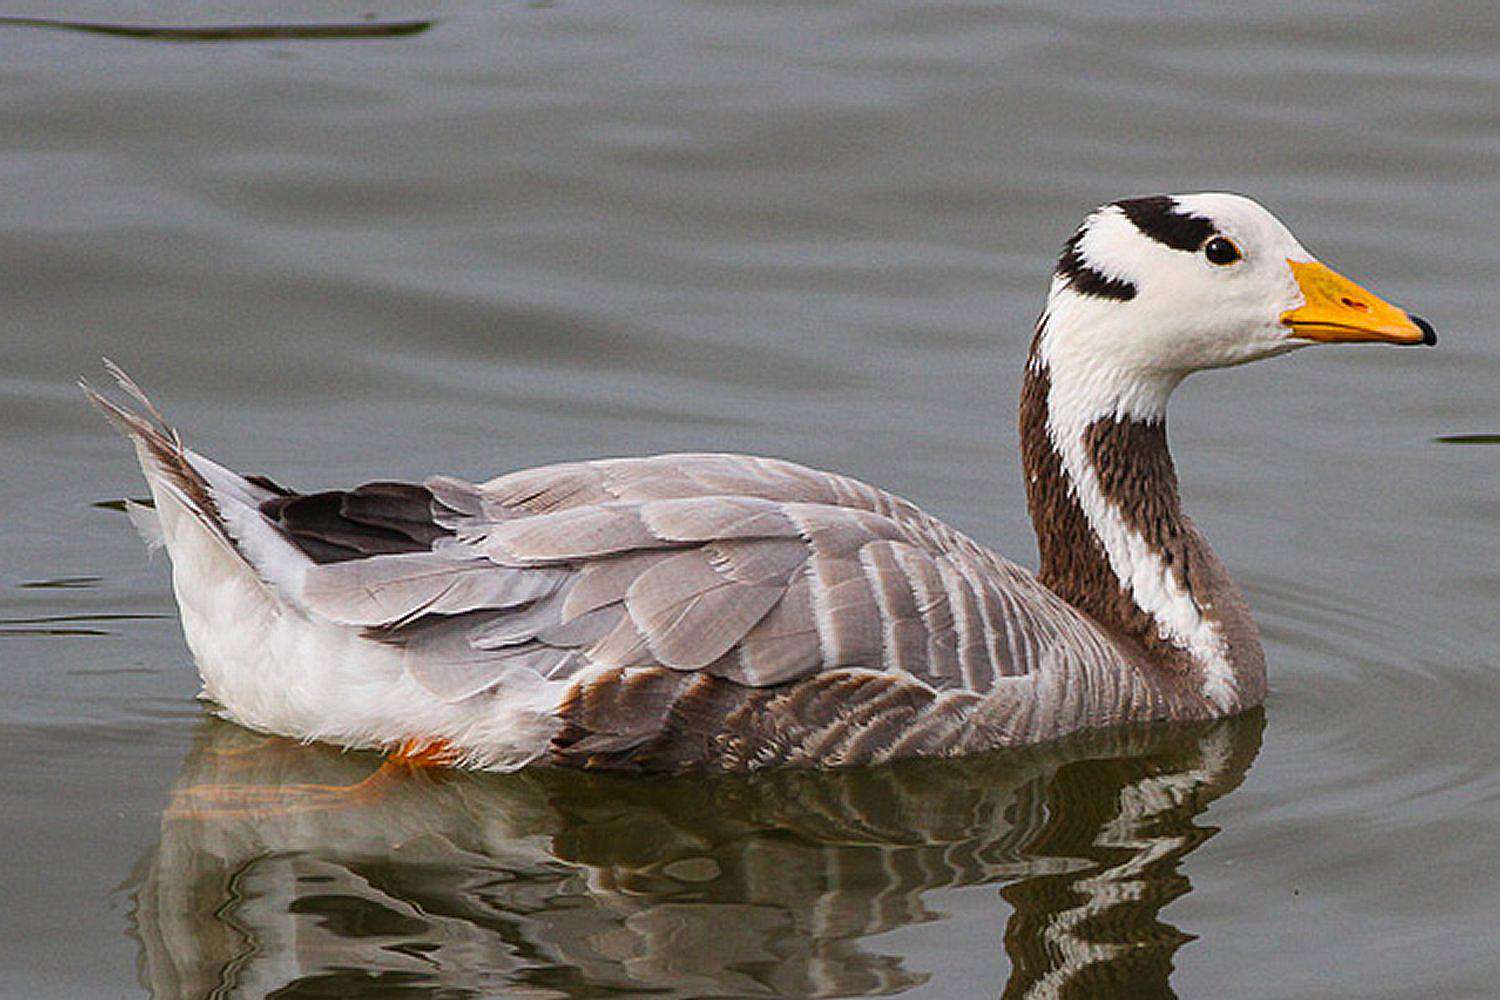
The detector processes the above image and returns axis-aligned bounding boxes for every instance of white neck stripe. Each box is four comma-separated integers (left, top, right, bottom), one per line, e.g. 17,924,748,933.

1035,340,1238,712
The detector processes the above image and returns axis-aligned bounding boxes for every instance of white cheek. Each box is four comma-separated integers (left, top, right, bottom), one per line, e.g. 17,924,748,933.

1172,260,1306,367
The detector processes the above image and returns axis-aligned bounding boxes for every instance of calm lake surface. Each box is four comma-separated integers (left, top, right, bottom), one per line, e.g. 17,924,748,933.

2,2,1496,996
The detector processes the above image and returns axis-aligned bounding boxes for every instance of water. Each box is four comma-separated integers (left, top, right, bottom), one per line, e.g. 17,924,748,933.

2,2,1496,996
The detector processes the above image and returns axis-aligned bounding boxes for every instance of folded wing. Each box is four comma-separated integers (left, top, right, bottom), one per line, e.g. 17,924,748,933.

290,453,1118,765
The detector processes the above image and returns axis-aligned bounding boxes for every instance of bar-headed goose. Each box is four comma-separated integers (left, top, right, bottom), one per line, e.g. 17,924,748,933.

86,193,1433,771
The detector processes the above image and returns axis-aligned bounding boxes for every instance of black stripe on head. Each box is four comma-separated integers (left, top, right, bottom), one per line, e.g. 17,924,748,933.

1055,230,1137,301
1116,195,1215,252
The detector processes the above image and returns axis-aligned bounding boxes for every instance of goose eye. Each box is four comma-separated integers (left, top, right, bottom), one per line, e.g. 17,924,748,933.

1204,236,1242,266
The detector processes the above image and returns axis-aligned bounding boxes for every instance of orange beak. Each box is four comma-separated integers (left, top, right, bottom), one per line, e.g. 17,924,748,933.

1280,260,1435,346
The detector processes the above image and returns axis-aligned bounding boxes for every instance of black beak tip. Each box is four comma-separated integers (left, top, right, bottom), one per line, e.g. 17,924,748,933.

1410,314,1437,346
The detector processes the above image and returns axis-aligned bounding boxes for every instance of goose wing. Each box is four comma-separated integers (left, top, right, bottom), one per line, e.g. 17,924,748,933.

294,454,1121,766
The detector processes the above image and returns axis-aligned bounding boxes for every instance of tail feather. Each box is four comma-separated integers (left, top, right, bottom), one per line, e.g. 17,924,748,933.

80,362,233,550
102,358,175,443
83,362,320,604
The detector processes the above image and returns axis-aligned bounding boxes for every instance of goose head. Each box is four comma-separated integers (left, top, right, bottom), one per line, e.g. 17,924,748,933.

1037,192,1435,422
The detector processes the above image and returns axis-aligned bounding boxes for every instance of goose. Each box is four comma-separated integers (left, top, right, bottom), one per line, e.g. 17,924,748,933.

85,193,1434,772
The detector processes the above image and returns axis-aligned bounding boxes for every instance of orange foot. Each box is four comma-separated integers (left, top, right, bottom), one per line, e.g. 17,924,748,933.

387,736,465,770
167,737,464,820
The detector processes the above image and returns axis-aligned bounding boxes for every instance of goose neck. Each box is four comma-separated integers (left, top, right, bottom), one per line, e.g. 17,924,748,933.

1019,335,1264,712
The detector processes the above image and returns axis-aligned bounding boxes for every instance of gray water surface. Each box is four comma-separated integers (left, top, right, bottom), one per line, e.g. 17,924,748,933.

2,2,1497,997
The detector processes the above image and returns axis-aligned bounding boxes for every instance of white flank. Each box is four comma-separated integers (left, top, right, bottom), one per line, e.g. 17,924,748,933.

120,444,566,770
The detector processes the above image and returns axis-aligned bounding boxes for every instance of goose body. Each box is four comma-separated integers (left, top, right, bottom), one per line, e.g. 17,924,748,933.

87,193,1433,771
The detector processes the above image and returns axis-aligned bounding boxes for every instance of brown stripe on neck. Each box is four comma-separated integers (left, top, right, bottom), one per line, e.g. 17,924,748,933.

1085,415,1182,566
1021,352,1146,645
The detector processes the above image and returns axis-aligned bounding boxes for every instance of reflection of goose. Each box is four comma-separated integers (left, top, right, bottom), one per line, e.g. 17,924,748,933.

132,712,1263,997
87,195,1429,769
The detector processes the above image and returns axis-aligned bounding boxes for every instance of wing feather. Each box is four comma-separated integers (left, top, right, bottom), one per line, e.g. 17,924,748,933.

721,575,821,686
625,549,784,669
302,552,567,626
